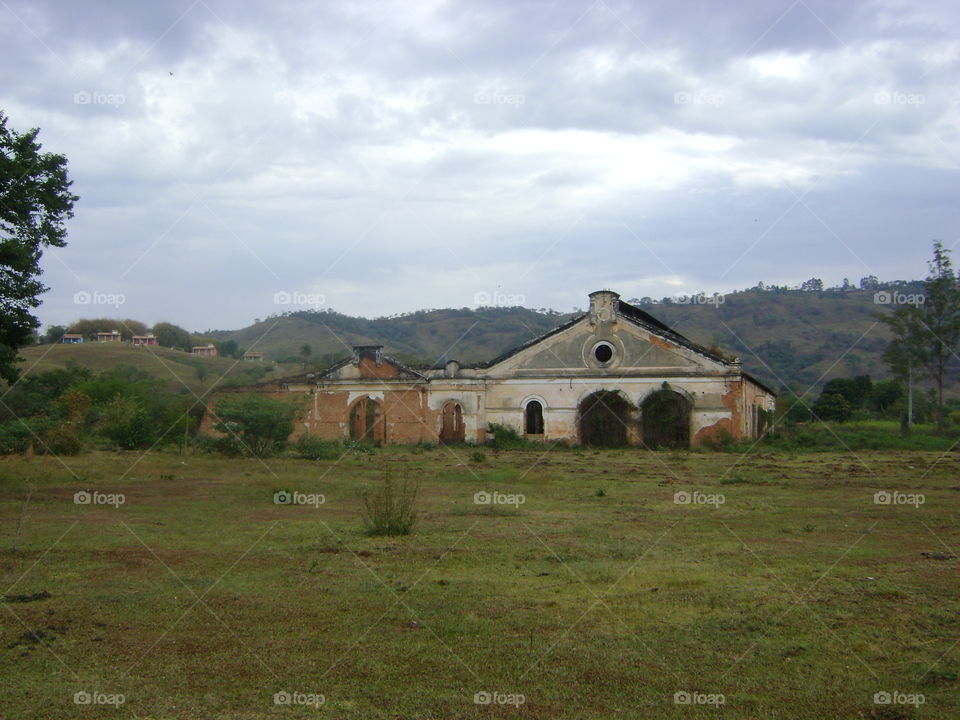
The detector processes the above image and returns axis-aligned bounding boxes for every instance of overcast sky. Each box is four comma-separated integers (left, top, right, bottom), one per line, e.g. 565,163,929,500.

2,0,957,331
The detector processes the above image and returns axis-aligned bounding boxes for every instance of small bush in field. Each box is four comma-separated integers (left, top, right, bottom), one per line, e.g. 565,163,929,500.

363,474,419,536
470,450,486,463
294,434,340,460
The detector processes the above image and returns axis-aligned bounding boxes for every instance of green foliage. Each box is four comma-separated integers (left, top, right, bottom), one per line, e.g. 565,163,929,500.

362,474,419,536
469,450,486,463
0,111,78,383
812,393,853,422
487,423,531,450
212,394,301,457
151,321,193,349
293,434,341,460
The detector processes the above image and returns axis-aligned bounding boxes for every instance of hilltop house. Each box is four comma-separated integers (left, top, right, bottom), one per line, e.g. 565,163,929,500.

132,334,158,347
202,291,776,448
60,334,84,344
191,344,218,357
97,331,121,342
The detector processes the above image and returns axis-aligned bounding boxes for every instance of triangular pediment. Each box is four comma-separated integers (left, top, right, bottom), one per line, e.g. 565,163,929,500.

482,300,730,378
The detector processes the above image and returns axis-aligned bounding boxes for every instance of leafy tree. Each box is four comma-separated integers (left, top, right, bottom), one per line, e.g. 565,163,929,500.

819,375,872,409
152,321,193,349
0,111,79,382
218,339,240,358
879,241,960,428
212,394,300,457
800,278,824,293
866,380,903,417
812,393,852,422
44,324,67,343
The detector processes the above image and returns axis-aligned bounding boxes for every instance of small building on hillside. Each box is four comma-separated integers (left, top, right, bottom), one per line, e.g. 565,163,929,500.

191,344,218,357
97,331,121,343
202,290,777,448
60,334,84,344
132,334,158,347
242,351,264,361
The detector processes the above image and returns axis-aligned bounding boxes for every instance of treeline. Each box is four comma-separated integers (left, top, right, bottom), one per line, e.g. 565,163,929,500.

631,276,923,306
40,319,253,359
0,363,205,454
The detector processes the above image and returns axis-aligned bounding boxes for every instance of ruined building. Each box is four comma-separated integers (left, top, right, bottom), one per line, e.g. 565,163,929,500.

205,290,776,448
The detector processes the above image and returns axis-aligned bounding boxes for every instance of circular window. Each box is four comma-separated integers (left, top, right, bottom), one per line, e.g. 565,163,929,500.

594,343,613,363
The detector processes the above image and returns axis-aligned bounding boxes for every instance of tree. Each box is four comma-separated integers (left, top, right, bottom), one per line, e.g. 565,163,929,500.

212,394,300,457
219,339,240,358
0,111,78,382
300,343,312,368
800,278,824,293
879,241,960,429
812,393,852,422
44,324,67,344
152,322,192,349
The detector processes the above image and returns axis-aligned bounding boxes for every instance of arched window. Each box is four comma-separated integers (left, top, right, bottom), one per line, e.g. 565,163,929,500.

525,400,544,435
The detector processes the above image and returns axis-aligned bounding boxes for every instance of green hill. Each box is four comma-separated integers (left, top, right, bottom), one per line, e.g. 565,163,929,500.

26,280,942,396
14,343,300,394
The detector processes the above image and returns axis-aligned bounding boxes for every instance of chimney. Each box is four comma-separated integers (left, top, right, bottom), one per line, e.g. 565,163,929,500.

588,290,620,326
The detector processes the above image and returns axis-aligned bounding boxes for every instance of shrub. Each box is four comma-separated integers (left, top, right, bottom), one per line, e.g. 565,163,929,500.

470,450,486,463
487,423,530,450
362,474,419,536
293,434,341,460
212,394,301,457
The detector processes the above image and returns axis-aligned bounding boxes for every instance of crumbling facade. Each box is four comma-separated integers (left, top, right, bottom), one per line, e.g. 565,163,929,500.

205,291,776,448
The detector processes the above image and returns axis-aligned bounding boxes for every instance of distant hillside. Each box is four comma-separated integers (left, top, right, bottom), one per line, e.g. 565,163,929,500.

205,307,575,368
204,282,932,394
14,343,301,394
630,285,927,392
31,280,944,396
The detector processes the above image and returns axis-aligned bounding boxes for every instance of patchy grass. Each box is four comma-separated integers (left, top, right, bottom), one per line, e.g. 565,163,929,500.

0,447,958,719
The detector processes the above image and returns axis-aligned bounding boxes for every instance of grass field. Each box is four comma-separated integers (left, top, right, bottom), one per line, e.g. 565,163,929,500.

14,343,301,394
1,446,958,719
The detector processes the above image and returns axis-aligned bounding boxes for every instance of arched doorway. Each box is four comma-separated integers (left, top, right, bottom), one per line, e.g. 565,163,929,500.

641,387,691,449
578,390,632,447
350,397,384,445
439,401,464,444
525,400,544,435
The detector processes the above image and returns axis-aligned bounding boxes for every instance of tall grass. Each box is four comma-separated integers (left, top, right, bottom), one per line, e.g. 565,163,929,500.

362,473,419,536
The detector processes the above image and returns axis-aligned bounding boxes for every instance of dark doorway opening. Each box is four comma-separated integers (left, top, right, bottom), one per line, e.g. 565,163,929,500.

641,388,691,449
578,390,632,447
440,401,465,444
525,400,544,435
350,397,384,445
